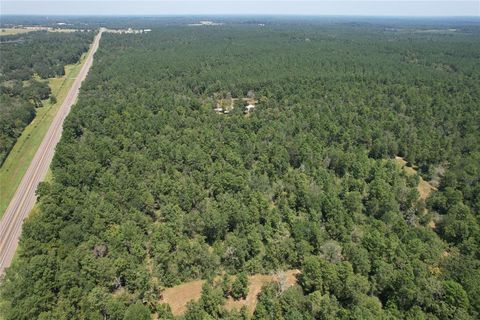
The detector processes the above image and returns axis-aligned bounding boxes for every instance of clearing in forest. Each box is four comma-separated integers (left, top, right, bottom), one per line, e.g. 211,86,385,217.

161,270,300,316
224,270,300,314
0,28,78,36
394,156,436,202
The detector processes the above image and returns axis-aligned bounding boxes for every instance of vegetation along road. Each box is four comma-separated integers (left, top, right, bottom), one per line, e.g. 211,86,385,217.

0,29,103,275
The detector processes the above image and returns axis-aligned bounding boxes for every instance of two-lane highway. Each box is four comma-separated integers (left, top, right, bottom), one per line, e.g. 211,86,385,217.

0,29,103,275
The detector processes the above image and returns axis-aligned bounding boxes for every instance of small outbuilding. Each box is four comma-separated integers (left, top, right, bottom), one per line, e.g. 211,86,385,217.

245,104,255,113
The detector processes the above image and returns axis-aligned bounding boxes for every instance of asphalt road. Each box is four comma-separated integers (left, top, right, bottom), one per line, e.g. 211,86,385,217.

0,29,103,275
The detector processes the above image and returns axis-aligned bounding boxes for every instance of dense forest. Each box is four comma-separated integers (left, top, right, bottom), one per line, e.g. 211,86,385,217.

1,20,479,319
0,30,93,165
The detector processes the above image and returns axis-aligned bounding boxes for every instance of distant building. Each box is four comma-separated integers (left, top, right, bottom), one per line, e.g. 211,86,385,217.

188,21,224,26
245,104,255,113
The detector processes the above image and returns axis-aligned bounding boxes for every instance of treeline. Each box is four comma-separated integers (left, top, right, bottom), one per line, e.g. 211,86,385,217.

1,23,479,319
0,30,93,165
2,15,479,30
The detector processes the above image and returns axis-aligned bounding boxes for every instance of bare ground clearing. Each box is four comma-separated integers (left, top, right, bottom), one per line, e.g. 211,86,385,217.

160,269,300,316
394,156,437,202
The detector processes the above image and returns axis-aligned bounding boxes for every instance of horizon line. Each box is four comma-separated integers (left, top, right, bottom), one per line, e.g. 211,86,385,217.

1,14,480,18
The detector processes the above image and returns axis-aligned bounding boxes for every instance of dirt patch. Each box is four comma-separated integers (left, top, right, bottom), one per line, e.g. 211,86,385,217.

394,156,437,202
224,274,272,314
418,179,436,202
394,156,439,229
395,156,416,175
224,270,300,314
161,280,204,315
160,269,300,316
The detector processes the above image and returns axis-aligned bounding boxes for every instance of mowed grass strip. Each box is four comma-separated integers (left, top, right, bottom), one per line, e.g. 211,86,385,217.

0,49,89,217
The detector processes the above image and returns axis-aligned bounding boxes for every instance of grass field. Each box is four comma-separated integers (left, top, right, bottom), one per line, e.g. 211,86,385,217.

0,28,78,36
0,28,34,36
0,50,89,217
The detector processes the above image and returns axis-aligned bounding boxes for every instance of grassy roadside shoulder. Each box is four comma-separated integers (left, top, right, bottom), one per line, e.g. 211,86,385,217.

0,44,91,217
0,168,54,319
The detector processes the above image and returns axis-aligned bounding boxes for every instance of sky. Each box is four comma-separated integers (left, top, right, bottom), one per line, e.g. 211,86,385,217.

1,0,479,17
